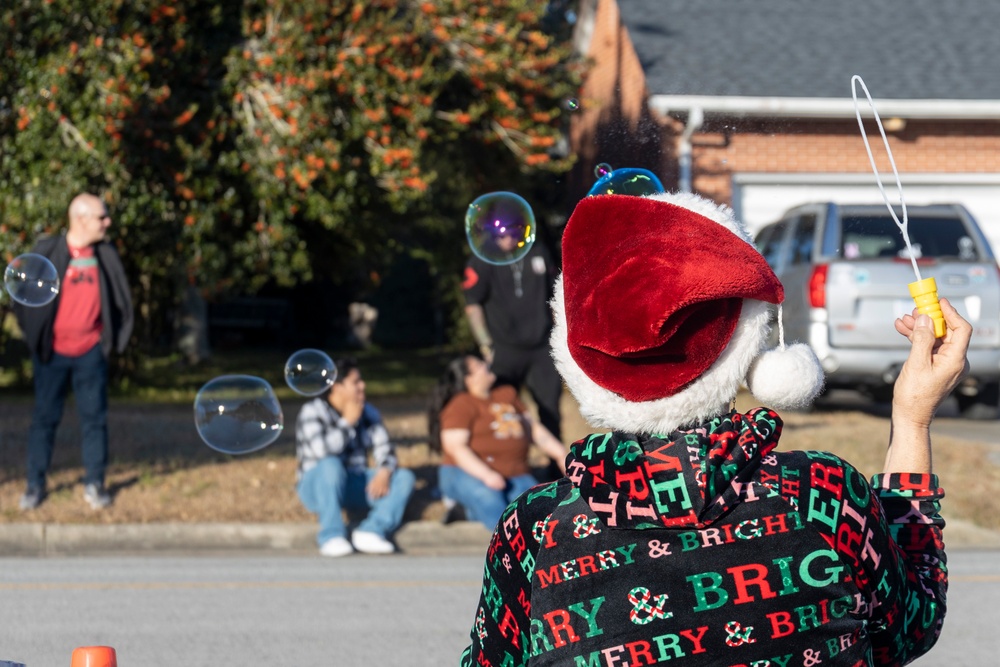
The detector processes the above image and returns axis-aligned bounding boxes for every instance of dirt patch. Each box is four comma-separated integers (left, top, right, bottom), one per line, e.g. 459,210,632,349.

2,392,998,533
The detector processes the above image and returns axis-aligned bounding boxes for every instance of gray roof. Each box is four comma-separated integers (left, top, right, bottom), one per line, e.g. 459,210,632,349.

617,0,1000,100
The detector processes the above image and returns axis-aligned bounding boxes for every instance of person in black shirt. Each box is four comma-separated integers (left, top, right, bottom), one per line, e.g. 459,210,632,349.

463,239,563,447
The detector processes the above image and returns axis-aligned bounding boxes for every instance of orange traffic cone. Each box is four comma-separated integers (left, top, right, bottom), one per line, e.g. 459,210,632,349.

70,646,117,667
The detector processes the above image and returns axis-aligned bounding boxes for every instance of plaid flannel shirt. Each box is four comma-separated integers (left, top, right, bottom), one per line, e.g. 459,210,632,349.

294,397,397,481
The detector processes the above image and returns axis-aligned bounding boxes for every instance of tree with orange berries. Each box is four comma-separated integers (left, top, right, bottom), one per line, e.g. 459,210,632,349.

1,0,584,364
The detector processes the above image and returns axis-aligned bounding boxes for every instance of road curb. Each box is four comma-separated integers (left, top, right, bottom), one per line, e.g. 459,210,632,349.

1,518,995,555
0,524,45,556
0,520,493,556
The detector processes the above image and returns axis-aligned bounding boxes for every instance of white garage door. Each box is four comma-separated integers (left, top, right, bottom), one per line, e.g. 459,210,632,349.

733,173,1000,254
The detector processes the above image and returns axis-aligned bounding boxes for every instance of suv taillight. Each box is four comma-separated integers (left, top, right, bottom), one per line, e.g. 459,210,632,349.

808,264,828,308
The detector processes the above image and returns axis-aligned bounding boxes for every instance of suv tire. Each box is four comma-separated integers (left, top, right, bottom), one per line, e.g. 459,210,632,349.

956,381,1000,420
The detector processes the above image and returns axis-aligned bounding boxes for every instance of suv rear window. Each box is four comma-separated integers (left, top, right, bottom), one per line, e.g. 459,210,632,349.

838,216,980,261
755,222,788,269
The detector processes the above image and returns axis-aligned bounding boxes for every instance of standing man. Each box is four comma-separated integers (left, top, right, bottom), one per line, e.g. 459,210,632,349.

14,193,133,510
295,357,415,557
463,236,563,448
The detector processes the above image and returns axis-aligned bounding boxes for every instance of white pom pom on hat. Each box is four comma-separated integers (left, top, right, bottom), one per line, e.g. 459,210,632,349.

746,338,825,411
550,190,825,434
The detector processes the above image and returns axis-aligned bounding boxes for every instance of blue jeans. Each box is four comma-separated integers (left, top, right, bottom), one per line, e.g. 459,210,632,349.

297,457,415,546
438,465,539,530
26,344,108,489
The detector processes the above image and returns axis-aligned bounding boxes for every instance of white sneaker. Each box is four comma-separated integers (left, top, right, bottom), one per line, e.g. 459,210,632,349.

351,531,394,554
319,537,354,557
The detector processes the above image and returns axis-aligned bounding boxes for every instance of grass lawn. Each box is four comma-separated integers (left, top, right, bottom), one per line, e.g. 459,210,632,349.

1,345,999,541
0,344,465,524
106,344,465,404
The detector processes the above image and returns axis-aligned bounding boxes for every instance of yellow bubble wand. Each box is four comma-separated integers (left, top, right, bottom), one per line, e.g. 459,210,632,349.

851,74,946,337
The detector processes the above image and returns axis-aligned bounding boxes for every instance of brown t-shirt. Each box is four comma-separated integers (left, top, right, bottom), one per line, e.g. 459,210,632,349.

439,385,531,479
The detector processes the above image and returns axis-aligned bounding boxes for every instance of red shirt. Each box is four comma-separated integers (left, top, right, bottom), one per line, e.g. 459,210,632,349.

52,244,103,357
439,385,531,479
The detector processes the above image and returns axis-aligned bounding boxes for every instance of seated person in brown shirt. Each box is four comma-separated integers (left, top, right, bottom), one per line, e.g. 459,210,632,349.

428,354,567,528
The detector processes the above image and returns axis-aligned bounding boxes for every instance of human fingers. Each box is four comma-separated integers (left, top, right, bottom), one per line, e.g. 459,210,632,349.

894,302,973,423
904,314,936,373
939,298,972,353
892,314,940,426
932,298,971,383
895,316,914,339
367,481,388,499
344,400,364,425
895,307,922,338
485,472,506,491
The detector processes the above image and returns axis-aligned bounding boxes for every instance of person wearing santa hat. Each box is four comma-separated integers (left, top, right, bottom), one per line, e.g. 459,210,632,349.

459,192,967,667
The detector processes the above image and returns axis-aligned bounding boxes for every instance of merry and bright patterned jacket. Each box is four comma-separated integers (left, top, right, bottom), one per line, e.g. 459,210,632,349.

460,408,946,667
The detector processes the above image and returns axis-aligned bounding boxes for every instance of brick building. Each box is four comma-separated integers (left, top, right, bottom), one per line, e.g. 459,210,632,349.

568,0,1000,250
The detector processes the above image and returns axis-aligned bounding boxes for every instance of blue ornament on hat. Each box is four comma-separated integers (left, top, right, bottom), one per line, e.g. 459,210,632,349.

587,166,666,198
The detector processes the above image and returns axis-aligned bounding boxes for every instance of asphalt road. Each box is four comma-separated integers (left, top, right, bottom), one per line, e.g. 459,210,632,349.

0,554,483,666
1,550,996,666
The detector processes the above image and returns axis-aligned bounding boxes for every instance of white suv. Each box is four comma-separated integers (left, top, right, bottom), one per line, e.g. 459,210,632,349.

755,202,1000,418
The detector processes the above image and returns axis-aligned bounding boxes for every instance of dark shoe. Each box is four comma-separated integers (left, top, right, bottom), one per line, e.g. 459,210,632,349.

83,483,112,510
441,498,467,525
19,486,46,511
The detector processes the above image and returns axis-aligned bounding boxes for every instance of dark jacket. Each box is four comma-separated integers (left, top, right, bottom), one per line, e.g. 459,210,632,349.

14,235,133,363
461,409,947,667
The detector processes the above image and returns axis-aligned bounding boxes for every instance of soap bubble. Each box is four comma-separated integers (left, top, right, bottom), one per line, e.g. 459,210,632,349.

594,163,613,178
563,98,580,111
465,191,536,265
587,167,666,198
284,349,337,396
4,253,60,307
194,375,283,455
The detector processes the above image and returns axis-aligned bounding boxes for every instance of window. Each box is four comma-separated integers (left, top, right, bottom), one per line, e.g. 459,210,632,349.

838,216,980,260
755,222,789,270
790,215,816,265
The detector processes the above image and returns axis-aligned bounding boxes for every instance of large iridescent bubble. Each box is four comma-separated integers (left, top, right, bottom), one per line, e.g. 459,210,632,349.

465,191,536,265
587,167,666,198
194,375,284,455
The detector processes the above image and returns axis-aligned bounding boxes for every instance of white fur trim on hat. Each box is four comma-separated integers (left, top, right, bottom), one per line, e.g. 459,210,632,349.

551,275,773,434
550,190,825,432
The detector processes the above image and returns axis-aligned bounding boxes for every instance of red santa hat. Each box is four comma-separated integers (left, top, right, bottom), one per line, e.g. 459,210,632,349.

550,191,824,434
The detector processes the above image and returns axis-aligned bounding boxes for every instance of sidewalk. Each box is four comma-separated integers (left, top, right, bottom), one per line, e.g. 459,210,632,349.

0,519,494,557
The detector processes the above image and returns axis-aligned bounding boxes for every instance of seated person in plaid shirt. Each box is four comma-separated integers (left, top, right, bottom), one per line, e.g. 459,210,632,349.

295,357,415,557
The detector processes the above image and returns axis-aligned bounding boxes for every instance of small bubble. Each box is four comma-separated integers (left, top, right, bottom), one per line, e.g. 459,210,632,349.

594,163,613,178
563,98,580,111
284,349,337,397
3,253,60,307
